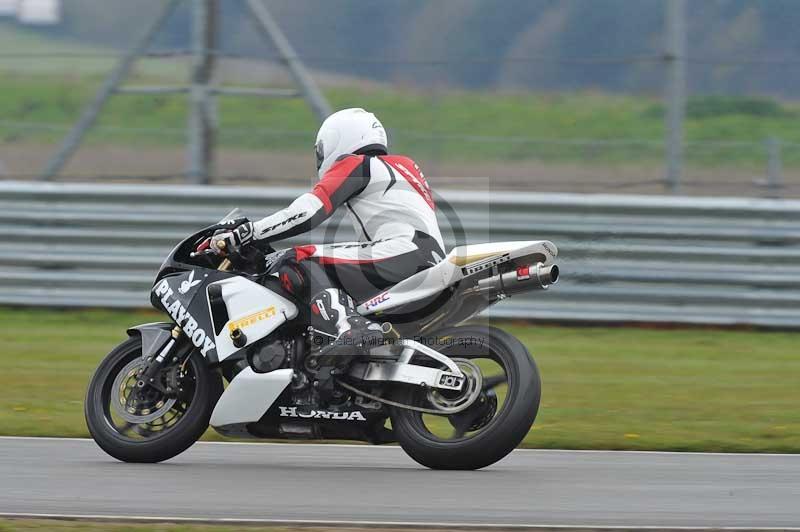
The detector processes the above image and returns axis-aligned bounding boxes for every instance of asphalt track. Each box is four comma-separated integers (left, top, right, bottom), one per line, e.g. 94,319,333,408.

1,437,799,529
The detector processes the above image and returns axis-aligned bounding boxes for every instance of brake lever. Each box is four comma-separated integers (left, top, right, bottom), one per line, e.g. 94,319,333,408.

189,249,217,259
190,239,230,259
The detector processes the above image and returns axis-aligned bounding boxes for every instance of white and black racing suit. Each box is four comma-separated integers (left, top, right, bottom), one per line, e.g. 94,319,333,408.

252,152,445,304
214,151,445,395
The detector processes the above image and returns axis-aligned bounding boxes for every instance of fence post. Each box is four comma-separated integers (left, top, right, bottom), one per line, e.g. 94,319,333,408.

664,0,687,194
765,137,784,198
187,0,217,185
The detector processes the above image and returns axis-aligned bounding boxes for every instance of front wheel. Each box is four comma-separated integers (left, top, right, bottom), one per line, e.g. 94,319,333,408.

85,336,222,463
390,325,541,470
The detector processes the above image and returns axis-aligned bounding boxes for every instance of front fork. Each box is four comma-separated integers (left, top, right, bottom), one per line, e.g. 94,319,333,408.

136,325,184,393
138,257,233,393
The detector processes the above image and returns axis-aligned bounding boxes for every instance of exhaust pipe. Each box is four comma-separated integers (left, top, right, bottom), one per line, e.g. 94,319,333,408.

477,262,559,297
536,263,559,286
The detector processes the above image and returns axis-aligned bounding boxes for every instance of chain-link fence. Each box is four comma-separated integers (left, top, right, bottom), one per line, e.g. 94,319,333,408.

2,119,798,197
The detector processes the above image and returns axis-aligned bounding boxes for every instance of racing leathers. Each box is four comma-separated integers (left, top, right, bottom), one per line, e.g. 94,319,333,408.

217,152,445,360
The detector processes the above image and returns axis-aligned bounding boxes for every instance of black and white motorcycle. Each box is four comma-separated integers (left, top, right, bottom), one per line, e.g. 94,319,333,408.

85,210,559,470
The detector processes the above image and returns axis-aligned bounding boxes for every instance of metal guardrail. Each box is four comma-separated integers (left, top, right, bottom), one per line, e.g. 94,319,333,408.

1,181,799,328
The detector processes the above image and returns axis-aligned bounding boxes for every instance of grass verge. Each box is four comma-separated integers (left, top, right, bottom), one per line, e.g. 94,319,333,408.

0,307,797,452
2,74,800,167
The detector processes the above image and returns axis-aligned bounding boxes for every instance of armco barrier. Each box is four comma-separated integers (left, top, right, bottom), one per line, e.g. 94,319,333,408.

1,181,799,327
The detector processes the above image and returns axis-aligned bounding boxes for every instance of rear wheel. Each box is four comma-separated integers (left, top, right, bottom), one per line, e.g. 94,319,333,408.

390,325,540,470
85,337,222,463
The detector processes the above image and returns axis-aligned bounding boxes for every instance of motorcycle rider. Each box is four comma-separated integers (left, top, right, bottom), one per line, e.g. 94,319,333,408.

211,108,445,361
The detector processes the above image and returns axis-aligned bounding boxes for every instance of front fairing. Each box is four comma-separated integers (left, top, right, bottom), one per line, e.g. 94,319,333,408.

151,268,236,363
153,208,271,291
149,208,288,363
149,209,249,363
154,226,219,286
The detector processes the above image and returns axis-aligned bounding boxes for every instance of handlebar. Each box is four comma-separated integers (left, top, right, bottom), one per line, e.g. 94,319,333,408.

184,220,268,274
189,237,225,257
188,236,232,271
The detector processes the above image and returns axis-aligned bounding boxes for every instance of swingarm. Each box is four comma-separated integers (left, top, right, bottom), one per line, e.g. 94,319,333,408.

347,339,466,392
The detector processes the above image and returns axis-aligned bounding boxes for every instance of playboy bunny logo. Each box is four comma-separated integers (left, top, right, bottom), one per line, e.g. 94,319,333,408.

179,270,202,295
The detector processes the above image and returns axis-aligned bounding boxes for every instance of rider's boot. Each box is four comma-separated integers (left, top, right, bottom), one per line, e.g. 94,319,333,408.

307,288,384,404
308,288,384,364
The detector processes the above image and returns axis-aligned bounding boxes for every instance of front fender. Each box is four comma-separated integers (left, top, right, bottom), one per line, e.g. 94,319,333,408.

127,322,174,361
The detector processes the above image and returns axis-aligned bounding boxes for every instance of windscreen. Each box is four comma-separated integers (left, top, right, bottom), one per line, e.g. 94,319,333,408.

218,208,244,224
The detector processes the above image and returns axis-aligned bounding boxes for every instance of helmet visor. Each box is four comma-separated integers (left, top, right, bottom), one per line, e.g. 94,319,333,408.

315,141,324,171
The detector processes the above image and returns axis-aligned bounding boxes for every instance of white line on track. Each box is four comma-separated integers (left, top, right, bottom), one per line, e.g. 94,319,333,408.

1,512,799,531
0,435,798,458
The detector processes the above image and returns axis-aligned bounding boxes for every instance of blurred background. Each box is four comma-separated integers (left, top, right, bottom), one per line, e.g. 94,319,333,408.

0,0,797,457
1,0,799,195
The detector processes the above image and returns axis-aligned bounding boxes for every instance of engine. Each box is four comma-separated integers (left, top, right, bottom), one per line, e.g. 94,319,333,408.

248,338,291,373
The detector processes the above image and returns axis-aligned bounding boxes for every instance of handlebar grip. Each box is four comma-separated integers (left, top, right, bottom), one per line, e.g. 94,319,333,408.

195,237,211,253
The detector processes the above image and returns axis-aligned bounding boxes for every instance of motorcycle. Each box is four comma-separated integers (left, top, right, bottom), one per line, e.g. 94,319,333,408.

85,209,559,470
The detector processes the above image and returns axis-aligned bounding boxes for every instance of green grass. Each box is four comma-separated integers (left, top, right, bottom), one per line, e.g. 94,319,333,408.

1,21,798,167
0,23,187,78
1,307,798,453
2,72,800,166
514,323,800,452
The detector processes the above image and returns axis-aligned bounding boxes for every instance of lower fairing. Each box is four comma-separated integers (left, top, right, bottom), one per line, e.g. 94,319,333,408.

210,365,394,444
212,393,395,444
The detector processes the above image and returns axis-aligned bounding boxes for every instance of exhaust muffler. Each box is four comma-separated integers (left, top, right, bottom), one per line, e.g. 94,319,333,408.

477,262,559,297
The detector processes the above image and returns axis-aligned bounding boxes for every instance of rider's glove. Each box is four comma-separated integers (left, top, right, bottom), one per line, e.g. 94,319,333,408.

210,221,255,255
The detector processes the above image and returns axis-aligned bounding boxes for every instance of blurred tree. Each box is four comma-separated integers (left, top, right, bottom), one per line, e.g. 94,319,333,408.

8,0,800,96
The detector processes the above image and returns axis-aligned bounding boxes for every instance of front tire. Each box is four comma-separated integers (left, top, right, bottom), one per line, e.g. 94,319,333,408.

391,325,540,470
85,337,222,463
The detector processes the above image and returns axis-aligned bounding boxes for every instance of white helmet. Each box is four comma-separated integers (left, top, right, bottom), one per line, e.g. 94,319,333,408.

314,108,388,177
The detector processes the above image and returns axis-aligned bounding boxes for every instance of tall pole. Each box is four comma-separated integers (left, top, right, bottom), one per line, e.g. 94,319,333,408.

41,0,182,180
187,0,217,184
42,0,329,183
246,0,332,122
664,0,687,194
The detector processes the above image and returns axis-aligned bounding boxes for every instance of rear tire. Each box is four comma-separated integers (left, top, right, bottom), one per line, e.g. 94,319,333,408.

390,325,540,470
85,337,222,463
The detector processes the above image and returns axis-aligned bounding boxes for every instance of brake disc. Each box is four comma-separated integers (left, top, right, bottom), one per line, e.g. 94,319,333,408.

111,358,176,424
426,358,483,413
